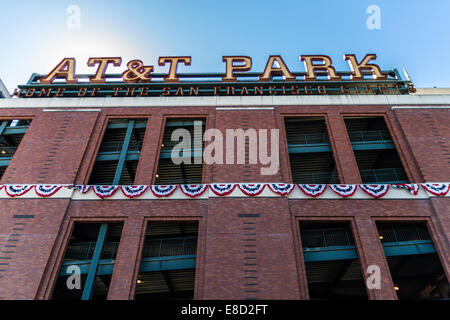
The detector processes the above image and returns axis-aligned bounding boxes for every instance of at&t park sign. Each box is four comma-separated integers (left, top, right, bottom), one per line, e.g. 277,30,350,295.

13,54,416,98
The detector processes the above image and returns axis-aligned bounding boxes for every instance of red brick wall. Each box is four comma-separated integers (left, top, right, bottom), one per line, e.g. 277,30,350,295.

2,110,100,184
393,108,450,182
0,199,70,299
0,104,448,300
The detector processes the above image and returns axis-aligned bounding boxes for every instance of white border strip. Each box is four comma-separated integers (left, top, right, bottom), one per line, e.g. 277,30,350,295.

392,106,450,109
216,107,274,110
42,109,101,112
2,94,450,109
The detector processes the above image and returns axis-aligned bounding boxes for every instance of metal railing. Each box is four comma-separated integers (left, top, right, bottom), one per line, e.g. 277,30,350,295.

348,130,391,143
64,242,120,261
0,146,18,158
64,236,197,261
287,132,330,145
360,168,408,183
292,171,340,184
301,228,354,248
98,141,143,153
378,225,431,243
142,236,197,258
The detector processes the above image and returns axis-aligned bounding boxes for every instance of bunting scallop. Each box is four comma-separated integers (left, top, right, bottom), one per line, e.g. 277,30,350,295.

297,184,327,197
150,185,177,198
209,183,237,196
329,184,357,198
121,185,148,199
238,183,266,196
359,184,390,199
421,183,449,196
92,185,120,199
34,185,63,197
180,184,208,198
267,183,295,196
4,185,34,197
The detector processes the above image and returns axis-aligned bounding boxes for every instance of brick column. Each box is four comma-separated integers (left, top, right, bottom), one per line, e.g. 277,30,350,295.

134,115,164,185
211,109,283,183
2,110,99,184
107,216,145,300
327,112,361,184
429,198,450,280
202,198,300,299
353,218,397,300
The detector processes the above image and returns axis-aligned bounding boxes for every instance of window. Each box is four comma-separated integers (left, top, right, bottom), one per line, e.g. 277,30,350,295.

344,117,408,183
52,222,124,300
299,222,368,300
89,119,147,185
285,117,339,183
0,119,32,180
376,222,449,299
155,119,205,185
135,221,199,300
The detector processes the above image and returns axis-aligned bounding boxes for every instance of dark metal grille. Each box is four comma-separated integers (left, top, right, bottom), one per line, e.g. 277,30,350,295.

301,228,355,248
64,237,197,261
360,168,408,183
378,224,431,243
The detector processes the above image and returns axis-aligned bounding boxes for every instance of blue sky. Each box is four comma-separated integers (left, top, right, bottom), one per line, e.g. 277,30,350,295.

1,0,450,92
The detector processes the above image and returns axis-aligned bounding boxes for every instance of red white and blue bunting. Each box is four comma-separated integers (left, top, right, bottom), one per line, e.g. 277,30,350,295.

267,183,295,196
209,183,237,196
238,184,266,196
298,184,327,197
34,185,64,197
68,185,91,193
92,185,120,199
329,185,357,198
359,184,390,199
180,184,208,198
422,183,450,196
391,184,420,195
150,185,177,198
121,185,149,199
1,183,449,199
4,185,34,197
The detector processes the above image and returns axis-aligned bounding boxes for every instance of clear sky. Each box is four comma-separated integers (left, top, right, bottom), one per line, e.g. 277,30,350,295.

1,0,450,92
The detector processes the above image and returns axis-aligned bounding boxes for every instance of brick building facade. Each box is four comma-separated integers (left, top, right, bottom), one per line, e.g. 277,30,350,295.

0,90,449,300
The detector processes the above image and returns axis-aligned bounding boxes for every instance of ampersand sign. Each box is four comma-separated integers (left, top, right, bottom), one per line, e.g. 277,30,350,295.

122,60,154,83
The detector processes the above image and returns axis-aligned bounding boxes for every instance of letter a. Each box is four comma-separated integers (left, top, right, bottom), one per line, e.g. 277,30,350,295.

41,58,78,84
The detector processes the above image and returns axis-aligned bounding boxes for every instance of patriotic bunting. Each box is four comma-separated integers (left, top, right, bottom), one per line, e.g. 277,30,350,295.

267,183,295,196
68,185,91,193
0,183,449,199
329,185,357,198
209,183,236,196
298,184,327,197
121,185,149,199
238,184,266,196
4,185,34,197
422,183,450,196
34,185,63,197
391,184,420,195
92,185,120,199
359,184,390,199
180,184,208,198
150,185,177,197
